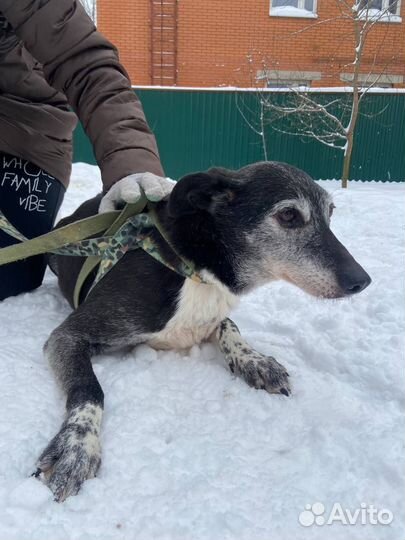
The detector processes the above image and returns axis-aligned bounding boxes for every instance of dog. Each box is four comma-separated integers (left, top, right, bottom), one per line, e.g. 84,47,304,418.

34,161,371,501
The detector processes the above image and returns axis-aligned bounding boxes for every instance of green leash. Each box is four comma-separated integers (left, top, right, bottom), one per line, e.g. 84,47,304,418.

72,195,148,307
0,209,121,262
0,195,203,308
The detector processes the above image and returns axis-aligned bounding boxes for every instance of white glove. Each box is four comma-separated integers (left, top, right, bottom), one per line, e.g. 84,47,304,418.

99,172,175,213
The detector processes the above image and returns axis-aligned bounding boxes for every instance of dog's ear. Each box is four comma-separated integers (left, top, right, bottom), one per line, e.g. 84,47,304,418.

167,171,238,217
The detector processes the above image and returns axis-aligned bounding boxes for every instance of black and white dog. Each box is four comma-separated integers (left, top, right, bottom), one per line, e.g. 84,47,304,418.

35,161,371,501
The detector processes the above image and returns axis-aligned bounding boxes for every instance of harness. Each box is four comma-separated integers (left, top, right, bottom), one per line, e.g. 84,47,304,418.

0,194,204,308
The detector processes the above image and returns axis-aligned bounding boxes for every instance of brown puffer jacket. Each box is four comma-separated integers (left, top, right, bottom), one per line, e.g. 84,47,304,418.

0,0,164,189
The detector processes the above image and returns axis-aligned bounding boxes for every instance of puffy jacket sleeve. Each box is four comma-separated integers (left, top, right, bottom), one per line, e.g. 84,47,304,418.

0,0,164,189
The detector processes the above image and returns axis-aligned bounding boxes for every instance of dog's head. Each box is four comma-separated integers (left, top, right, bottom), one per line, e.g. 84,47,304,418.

166,161,371,298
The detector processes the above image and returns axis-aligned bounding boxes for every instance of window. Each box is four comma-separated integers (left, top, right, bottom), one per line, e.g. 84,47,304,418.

358,0,401,17
266,79,311,88
270,0,317,17
257,69,321,87
340,72,404,87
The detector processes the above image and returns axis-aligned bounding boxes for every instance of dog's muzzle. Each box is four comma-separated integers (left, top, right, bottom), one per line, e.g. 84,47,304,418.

325,229,372,296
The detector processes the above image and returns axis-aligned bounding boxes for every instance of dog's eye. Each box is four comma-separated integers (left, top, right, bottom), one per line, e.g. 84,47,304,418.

276,207,302,228
329,203,335,217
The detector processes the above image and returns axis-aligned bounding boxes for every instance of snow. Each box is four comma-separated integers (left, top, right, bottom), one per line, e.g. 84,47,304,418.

357,8,402,22
270,6,318,18
133,85,405,94
0,163,404,540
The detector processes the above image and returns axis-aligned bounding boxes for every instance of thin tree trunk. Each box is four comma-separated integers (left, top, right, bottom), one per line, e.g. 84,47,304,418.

341,13,362,188
341,138,352,188
342,80,360,188
260,101,268,161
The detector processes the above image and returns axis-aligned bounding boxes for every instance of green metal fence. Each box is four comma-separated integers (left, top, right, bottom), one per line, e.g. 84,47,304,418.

73,88,405,182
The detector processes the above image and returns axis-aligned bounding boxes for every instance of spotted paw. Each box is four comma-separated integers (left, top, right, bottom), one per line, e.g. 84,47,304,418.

34,403,102,501
216,319,291,396
237,354,291,396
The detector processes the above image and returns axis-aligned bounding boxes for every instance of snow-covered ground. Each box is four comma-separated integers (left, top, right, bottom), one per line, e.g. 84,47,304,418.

0,163,404,540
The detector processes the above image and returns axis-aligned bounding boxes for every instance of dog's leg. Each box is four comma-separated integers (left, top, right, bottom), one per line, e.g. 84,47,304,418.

215,318,291,396
34,319,104,501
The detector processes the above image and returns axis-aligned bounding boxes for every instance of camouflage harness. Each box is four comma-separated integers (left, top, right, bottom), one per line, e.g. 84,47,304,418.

0,194,204,308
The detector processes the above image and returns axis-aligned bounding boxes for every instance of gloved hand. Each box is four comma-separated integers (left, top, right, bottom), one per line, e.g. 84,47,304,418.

99,172,175,213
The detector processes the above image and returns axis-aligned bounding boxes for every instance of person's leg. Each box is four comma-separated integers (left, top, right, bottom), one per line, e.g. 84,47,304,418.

0,153,65,300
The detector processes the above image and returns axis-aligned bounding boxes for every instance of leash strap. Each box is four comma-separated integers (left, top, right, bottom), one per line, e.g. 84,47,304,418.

0,209,120,264
0,195,204,309
147,204,200,282
83,211,204,304
72,195,148,307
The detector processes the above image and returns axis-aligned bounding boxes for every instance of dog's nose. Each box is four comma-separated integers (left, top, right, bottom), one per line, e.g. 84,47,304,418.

321,229,372,296
339,268,372,295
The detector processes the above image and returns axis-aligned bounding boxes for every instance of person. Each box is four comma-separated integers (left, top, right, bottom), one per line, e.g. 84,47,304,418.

0,0,173,300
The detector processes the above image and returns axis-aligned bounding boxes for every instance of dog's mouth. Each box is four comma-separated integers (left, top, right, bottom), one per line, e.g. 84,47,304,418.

280,267,371,300
280,272,344,299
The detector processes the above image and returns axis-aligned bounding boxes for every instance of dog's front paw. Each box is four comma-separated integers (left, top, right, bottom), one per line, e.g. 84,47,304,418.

34,404,102,501
236,354,291,396
216,319,291,396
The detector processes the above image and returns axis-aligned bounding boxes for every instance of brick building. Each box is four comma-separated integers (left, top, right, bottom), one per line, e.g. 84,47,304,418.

97,0,405,88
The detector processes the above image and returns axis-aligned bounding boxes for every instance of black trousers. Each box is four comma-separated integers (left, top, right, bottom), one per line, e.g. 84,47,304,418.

0,153,65,300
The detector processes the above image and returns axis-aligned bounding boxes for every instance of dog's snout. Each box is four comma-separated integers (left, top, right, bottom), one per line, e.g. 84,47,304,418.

338,268,372,295
321,228,372,297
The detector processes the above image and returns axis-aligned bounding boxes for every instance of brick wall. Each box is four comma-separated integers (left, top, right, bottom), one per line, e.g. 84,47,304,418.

97,0,405,88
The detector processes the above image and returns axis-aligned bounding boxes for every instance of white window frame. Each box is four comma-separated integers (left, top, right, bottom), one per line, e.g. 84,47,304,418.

340,72,404,87
257,69,322,87
266,79,312,89
270,0,318,18
360,0,400,13
358,0,402,21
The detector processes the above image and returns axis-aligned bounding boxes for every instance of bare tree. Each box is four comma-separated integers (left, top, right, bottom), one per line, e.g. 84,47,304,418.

235,54,270,161
240,1,400,187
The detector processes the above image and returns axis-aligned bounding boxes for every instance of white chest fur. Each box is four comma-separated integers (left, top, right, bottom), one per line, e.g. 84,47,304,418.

147,274,239,350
